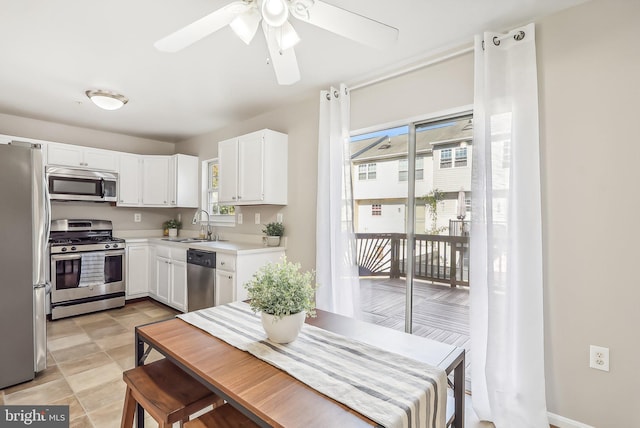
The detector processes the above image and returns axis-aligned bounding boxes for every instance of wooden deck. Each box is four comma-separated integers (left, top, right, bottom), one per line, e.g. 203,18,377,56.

358,276,471,389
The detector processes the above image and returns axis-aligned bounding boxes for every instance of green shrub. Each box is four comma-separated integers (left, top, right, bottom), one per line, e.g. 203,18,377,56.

244,257,317,320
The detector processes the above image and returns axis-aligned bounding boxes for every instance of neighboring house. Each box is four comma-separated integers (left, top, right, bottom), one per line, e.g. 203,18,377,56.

351,116,473,234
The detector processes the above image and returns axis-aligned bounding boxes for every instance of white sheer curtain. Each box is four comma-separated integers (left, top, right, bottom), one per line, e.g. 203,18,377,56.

470,23,549,427
316,84,360,317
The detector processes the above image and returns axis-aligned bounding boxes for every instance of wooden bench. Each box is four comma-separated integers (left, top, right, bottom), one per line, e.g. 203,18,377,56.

184,404,259,428
121,358,223,428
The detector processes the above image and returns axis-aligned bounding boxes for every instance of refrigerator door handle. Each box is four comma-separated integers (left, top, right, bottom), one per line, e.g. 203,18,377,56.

33,283,48,372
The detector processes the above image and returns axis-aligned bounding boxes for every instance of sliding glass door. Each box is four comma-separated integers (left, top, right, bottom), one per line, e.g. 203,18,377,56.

351,113,472,338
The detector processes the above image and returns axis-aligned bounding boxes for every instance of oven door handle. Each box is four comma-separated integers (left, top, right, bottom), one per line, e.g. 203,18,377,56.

100,178,105,198
51,249,125,261
50,253,83,262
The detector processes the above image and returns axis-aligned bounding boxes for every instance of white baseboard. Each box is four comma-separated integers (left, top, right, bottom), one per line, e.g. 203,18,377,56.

548,412,594,428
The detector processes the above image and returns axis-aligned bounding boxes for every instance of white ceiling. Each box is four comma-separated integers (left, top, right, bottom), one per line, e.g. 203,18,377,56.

0,0,588,143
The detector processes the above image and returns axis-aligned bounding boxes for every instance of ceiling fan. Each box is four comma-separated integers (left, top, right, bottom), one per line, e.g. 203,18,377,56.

154,0,399,85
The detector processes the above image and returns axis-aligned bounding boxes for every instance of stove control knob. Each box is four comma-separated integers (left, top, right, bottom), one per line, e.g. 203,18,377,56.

105,244,111,249
70,246,76,251
61,247,67,252
112,244,119,248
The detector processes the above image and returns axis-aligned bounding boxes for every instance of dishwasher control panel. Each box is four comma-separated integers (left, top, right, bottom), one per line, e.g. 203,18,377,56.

187,249,216,267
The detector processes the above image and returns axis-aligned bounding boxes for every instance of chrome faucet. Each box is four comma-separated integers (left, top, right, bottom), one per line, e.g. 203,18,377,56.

191,209,212,240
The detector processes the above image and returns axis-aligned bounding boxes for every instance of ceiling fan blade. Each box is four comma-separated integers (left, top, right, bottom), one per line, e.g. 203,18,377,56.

290,0,398,48
154,1,251,52
262,22,300,85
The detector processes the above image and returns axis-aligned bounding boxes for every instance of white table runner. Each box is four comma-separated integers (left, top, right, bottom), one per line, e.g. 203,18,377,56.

178,302,447,428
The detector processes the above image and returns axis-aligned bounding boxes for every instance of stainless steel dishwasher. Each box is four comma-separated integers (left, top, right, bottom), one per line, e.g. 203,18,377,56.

186,249,216,311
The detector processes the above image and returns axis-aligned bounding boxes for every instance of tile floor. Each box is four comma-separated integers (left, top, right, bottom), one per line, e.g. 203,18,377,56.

0,300,176,428
0,299,493,428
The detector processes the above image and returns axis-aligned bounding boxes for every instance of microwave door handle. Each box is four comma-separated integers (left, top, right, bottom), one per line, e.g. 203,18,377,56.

100,178,105,198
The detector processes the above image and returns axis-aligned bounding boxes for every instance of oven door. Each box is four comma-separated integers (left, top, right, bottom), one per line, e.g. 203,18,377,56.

50,250,125,303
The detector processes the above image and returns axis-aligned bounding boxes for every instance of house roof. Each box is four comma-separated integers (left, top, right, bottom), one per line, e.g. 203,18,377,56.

351,116,473,163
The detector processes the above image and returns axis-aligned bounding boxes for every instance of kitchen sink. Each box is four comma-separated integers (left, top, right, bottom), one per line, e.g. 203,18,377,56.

162,238,228,243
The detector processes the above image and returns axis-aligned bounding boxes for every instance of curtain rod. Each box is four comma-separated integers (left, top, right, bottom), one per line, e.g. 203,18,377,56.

349,46,473,92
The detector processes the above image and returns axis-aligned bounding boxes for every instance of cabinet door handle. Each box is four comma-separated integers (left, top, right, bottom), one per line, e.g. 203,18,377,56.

228,275,233,280
237,195,242,199
231,196,236,200
220,261,225,265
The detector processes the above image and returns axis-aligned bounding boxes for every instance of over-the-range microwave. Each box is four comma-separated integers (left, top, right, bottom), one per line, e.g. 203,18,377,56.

46,166,118,202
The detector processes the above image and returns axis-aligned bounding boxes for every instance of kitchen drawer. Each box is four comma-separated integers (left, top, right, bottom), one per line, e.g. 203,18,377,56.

171,248,187,261
156,245,171,258
216,254,236,271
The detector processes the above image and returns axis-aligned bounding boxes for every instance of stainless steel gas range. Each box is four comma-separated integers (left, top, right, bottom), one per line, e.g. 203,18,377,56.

49,219,126,320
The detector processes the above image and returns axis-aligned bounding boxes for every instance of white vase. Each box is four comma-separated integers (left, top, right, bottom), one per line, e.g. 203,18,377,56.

168,228,178,237
261,311,305,344
266,236,281,247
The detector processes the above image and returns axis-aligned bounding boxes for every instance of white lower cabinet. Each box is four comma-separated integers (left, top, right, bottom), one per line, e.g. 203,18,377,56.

216,250,285,303
152,245,187,312
215,269,235,306
136,241,285,312
126,243,149,299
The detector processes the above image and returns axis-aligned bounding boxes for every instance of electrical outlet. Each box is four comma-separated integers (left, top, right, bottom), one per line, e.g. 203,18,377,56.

276,213,283,223
589,345,609,372
237,213,243,224
134,213,141,223
255,213,260,224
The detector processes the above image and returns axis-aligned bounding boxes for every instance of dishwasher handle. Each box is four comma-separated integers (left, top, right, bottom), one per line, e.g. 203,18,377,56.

186,248,216,268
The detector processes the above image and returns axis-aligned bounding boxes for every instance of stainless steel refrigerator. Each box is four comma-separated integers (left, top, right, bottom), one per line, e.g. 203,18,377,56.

0,142,50,388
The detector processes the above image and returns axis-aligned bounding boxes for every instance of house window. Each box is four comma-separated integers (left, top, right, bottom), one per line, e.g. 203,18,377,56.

398,159,407,181
358,163,376,180
399,157,424,181
455,147,467,167
202,159,235,224
371,204,382,216
440,149,452,168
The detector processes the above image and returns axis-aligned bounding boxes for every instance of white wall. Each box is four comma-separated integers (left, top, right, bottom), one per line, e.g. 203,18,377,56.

0,113,174,155
537,0,640,426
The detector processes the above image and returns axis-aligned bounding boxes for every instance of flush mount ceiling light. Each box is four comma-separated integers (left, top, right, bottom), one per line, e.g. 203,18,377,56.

154,0,399,86
85,90,129,111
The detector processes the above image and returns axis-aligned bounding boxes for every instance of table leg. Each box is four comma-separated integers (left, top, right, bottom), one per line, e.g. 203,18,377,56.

453,353,465,428
135,330,145,428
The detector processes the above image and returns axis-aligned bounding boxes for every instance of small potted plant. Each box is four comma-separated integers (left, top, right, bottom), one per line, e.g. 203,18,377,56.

244,257,317,343
262,221,284,247
162,219,182,237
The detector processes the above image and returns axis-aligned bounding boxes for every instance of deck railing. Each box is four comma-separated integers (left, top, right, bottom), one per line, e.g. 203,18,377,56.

355,233,469,287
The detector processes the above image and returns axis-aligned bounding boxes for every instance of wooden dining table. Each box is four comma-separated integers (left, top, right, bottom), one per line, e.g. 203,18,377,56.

134,308,465,428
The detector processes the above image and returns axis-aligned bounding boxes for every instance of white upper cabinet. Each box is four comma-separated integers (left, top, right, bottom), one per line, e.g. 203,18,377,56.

171,154,198,208
118,154,142,206
47,143,117,171
142,156,171,206
218,129,287,205
117,153,199,208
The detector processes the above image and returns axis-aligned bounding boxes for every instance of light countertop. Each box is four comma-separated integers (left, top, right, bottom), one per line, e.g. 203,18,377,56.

123,236,285,255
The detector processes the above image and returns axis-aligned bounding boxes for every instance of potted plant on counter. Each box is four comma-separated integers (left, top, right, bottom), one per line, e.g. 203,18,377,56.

162,219,182,237
244,257,317,344
262,222,284,247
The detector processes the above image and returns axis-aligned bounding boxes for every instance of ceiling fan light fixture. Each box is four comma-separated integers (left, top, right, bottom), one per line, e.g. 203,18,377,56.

85,90,128,111
261,0,289,27
230,8,261,44
277,21,300,51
